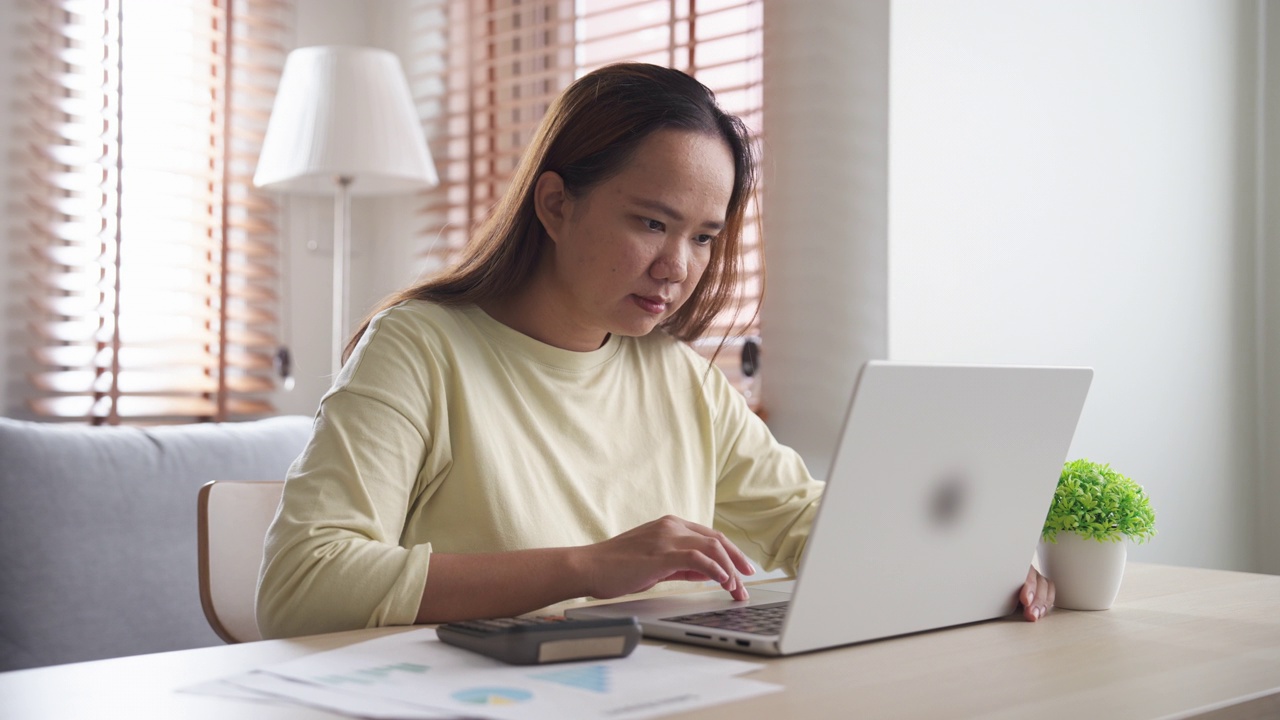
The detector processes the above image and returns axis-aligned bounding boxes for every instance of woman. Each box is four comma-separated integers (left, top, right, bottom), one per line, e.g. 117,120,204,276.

257,63,1054,639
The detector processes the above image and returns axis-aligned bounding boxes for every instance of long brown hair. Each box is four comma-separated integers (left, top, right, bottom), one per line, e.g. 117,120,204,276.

345,62,758,361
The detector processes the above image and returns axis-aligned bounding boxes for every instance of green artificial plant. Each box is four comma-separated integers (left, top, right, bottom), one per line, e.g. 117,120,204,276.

1041,459,1156,544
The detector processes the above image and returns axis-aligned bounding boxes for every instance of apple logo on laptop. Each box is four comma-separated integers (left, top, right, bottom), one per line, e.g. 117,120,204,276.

928,472,969,529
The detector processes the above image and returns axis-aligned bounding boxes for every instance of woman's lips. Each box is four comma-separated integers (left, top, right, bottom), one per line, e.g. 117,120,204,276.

632,294,668,315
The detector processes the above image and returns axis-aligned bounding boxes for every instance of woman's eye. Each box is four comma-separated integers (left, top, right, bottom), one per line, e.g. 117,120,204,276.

643,218,665,232
694,234,715,246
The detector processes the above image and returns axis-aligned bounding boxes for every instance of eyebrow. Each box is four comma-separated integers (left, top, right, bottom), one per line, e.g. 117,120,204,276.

629,197,725,232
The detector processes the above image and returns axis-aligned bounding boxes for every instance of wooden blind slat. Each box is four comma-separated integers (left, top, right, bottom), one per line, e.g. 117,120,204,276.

33,346,217,370
30,395,274,420
21,0,294,424
32,371,274,395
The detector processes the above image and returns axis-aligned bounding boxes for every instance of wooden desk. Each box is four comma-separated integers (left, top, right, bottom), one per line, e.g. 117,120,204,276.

1,563,1277,719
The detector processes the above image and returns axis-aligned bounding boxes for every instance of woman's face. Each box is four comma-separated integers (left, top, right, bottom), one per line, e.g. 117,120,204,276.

534,129,736,351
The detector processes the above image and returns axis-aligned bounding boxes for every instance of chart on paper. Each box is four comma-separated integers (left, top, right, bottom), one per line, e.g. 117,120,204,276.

312,662,430,687
452,687,534,705
532,665,611,693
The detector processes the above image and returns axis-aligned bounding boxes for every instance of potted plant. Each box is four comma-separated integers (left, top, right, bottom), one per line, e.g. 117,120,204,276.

1038,459,1156,610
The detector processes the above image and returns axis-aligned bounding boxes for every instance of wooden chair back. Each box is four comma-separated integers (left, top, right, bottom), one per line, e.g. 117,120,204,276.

196,480,285,643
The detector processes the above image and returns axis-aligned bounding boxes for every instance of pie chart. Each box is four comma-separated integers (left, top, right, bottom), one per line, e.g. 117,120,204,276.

452,687,533,705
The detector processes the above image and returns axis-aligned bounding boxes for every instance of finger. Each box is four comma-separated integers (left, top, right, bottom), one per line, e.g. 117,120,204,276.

657,518,749,592
678,519,756,576
701,536,752,599
1024,569,1053,622
1020,566,1042,622
675,548,734,587
671,568,746,601
1027,579,1044,621
663,569,722,584
1022,566,1038,607
1046,576,1056,609
682,535,747,599
1037,573,1053,615
648,517,749,599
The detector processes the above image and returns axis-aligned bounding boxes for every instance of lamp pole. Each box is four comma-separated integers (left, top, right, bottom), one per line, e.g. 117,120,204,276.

332,175,353,375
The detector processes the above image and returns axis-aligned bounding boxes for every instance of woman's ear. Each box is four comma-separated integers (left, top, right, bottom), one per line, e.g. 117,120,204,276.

533,171,569,244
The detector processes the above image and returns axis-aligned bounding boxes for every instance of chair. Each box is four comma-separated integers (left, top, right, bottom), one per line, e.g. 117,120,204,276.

197,480,285,643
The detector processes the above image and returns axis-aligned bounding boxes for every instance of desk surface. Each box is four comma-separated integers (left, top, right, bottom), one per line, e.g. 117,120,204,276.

2,563,1278,720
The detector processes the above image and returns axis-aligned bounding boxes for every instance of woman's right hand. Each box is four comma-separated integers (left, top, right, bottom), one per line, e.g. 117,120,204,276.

578,515,755,601
414,516,754,624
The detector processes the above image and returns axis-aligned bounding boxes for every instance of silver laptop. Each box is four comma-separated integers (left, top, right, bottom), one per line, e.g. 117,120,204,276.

566,361,1093,656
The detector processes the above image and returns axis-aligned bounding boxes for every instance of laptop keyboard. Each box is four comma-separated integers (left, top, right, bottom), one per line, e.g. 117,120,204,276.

662,601,790,635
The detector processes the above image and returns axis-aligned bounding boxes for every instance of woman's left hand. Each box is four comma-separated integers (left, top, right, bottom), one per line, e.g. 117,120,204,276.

1020,565,1054,621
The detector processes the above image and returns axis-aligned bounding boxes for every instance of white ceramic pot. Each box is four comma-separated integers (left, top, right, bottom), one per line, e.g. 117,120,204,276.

1037,531,1127,610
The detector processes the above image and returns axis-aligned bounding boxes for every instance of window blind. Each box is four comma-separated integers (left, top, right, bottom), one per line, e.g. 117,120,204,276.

407,0,576,279
20,0,293,423
406,0,763,400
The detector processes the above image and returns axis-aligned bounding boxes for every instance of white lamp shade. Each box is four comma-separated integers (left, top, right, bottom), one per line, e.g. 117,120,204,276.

254,46,439,195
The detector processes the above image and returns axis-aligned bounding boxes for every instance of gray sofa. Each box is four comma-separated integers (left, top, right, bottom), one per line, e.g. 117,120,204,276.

0,415,313,671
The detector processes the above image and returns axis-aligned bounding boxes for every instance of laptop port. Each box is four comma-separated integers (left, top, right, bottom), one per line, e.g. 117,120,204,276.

687,632,711,640
736,639,750,647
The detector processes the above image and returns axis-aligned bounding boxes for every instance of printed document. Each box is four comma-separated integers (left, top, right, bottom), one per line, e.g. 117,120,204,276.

186,628,779,720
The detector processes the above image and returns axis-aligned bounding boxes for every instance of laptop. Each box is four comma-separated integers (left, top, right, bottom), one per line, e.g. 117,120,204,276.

566,361,1093,656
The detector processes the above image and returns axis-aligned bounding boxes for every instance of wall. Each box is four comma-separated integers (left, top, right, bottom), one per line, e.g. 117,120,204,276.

760,0,891,478
887,0,1265,570
0,0,19,419
1259,0,1280,575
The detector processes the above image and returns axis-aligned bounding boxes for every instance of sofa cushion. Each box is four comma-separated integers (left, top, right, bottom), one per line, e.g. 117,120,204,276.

0,415,313,670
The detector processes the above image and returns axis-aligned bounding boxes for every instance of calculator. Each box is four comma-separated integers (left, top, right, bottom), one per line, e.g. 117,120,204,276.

436,615,642,665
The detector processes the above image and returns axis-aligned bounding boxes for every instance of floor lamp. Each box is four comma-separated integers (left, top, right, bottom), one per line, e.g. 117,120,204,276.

254,46,438,376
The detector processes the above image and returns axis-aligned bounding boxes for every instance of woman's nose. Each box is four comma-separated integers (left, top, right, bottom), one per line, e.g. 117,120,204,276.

651,240,688,283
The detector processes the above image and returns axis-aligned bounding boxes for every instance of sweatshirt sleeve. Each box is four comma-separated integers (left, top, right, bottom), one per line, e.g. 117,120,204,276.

707,365,824,576
256,308,449,639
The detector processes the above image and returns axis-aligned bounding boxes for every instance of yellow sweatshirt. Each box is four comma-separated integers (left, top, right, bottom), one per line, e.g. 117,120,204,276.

257,301,823,639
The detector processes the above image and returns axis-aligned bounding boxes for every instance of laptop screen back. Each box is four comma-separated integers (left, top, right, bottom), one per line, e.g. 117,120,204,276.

778,362,1092,655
